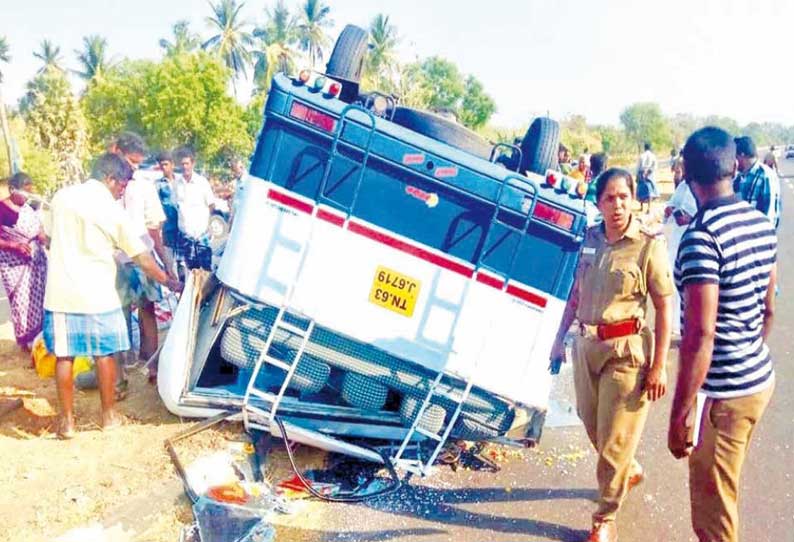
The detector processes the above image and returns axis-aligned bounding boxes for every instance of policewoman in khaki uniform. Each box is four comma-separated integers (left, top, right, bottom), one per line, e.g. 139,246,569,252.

551,167,674,542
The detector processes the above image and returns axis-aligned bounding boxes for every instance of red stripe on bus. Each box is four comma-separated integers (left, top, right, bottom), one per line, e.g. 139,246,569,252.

348,222,474,278
475,272,505,289
267,189,313,214
317,208,345,226
268,187,548,308
506,284,548,308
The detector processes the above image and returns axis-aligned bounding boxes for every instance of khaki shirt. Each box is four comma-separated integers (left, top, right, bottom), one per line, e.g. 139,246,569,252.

574,216,674,366
576,216,673,324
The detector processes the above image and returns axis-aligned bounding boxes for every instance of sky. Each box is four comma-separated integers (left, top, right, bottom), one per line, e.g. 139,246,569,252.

2,0,793,128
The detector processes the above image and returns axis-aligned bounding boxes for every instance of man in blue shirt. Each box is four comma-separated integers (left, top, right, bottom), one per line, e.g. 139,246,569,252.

733,136,781,229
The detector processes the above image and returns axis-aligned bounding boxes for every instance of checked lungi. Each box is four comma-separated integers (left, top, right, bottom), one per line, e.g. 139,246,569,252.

43,308,130,358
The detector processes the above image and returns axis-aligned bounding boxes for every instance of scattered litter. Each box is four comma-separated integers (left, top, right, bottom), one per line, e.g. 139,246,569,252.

193,493,275,542
185,451,241,496
276,474,340,500
63,486,93,509
436,441,524,472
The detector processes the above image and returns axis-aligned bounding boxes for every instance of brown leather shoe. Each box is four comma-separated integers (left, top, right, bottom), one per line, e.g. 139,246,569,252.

587,521,617,542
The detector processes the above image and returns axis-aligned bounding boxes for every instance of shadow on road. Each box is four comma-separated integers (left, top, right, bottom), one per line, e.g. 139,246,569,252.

354,485,595,541
293,527,448,541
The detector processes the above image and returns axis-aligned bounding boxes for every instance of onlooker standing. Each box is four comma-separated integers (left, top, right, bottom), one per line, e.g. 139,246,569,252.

580,153,607,227
669,127,777,542
0,172,48,350
551,168,673,542
228,156,248,223
155,151,182,279
636,143,659,213
569,155,588,182
734,136,781,230
41,154,180,438
763,145,779,174
112,133,171,369
558,144,572,174
637,142,657,178
174,150,215,271
663,157,696,337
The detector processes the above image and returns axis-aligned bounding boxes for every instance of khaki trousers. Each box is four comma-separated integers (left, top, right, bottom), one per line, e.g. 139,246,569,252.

573,335,650,523
689,382,774,542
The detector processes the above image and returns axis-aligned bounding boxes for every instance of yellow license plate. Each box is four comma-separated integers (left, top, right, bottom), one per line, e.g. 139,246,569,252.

368,266,421,317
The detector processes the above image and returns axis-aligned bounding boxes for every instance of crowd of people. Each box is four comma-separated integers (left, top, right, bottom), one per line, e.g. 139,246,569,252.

0,131,243,436
552,127,781,542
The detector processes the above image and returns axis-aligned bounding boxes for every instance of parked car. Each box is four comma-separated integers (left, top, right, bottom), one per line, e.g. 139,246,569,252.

158,25,589,474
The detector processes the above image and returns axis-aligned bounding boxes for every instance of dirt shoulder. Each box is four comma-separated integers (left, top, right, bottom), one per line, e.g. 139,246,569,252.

0,342,327,542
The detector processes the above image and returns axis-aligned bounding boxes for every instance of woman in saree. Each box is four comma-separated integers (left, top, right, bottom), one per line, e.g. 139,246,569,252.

0,172,48,350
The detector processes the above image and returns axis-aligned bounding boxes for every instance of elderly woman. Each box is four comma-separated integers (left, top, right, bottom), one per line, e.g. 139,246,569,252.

551,168,673,542
0,172,48,350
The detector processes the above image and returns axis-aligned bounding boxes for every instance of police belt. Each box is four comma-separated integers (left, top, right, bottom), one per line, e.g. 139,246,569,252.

579,318,642,341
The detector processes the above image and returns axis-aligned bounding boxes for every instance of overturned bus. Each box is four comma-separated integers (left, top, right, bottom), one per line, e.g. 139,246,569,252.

158,26,588,476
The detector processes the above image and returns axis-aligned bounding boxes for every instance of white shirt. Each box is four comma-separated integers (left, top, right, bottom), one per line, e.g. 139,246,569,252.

174,173,214,239
667,182,698,217
231,174,249,219
117,170,166,263
637,150,657,173
42,179,146,313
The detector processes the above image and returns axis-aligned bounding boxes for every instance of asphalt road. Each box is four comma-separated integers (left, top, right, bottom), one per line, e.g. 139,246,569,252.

299,162,794,542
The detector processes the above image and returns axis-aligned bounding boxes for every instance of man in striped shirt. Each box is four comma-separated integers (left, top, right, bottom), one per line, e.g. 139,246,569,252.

669,127,777,542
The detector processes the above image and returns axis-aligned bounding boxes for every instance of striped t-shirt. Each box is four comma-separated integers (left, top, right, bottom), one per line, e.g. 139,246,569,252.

675,195,777,399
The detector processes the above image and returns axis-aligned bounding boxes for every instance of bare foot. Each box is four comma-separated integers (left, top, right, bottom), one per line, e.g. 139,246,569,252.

57,416,76,440
101,410,124,430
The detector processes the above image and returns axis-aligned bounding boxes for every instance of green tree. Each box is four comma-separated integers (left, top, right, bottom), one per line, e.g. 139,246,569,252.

159,20,201,57
203,0,255,95
0,35,12,175
702,115,740,135
0,117,60,195
560,115,602,157
395,61,432,109
458,75,496,130
33,40,64,74
296,0,332,68
417,57,465,110
74,35,112,82
395,57,495,129
619,102,672,152
362,14,399,92
20,67,89,184
252,0,299,94
83,52,253,170
595,125,634,159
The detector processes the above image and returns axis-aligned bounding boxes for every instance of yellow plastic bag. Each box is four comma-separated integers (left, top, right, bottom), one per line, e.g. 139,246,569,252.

31,336,93,379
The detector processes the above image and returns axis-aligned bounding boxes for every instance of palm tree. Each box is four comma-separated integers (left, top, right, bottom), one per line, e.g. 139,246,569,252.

365,14,399,91
296,0,332,68
202,0,255,95
160,20,201,57
252,0,299,93
74,35,112,81
33,39,64,74
0,36,13,175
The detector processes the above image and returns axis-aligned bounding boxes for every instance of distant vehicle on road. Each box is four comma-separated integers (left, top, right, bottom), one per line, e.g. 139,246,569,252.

785,147,794,159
